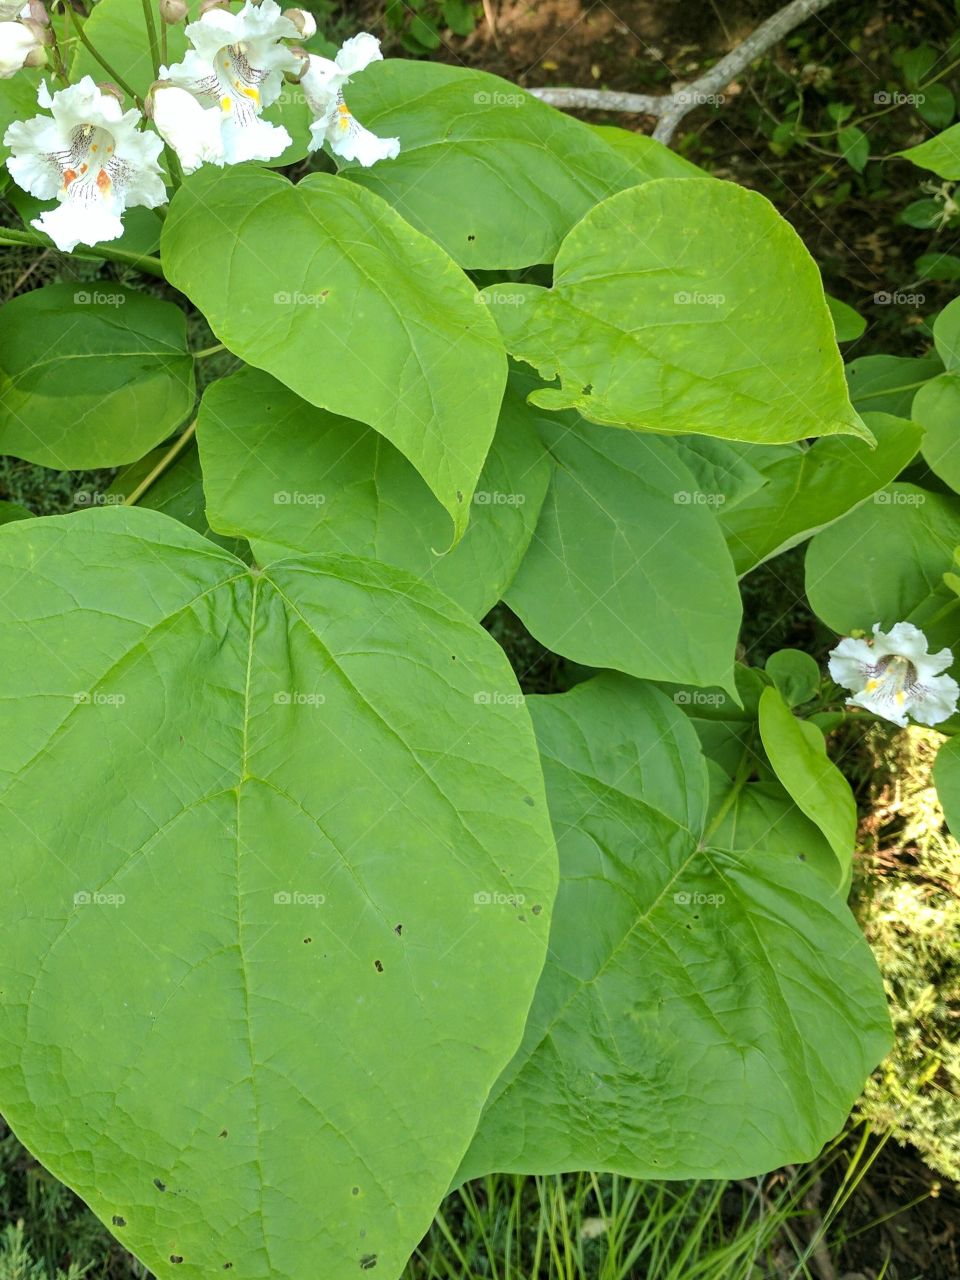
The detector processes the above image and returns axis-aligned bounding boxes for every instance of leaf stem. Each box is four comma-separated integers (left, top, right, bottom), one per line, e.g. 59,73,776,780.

0,225,165,277
140,0,162,78
66,6,140,103
192,342,226,359
124,419,197,506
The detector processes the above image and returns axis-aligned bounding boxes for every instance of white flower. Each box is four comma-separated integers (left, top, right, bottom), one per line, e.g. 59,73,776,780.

829,622,959,728
158,0,300,166
300,33,399,167
0,19,41,77
150,83,224,174
3,77,167,252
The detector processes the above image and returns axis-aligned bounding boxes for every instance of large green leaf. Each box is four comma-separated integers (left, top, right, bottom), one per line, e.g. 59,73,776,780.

0,283,194,468
591,124,707,179
898,122,960,178
758,686,855,884
458,675,890,1181
339,61,638,269
718,412,922,574
490,179,868,444
805,482,960,652
915,373,960,493
933,735,960,835
162,167,507,540
845,353,942,416
0,507,557,1280
72,0,187,96
504,405,742,692
196,367,550,616
934,296,960,371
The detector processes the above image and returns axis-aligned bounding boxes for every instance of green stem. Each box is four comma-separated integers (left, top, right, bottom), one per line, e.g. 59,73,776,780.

140,0,161,78
192,342,226,359
701,734,755,845
124,419,197,506
66,6,140,103
0,225,165,277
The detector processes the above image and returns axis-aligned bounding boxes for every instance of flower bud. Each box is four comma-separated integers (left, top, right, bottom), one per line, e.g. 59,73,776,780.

198,0,228,14
20,15,50,42
0,18,43,76
283,47,309,81
25,0,47,26
96,80,124,103
158,0,187,23
282,7,315,38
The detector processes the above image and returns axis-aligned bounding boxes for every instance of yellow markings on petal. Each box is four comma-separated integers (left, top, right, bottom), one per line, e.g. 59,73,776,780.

90,143,98,153
865,679,879,692
895,691,905,705
220,95,233,112
237,83,260,102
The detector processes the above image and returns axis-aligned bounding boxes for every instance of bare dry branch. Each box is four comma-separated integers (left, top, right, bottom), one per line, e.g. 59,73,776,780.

527,0,837,144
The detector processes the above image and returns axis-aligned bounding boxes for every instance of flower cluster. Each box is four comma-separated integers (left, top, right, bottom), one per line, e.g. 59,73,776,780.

0,0,48,79
1,0,399,251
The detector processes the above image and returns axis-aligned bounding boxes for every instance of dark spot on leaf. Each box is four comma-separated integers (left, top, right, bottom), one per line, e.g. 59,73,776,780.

219,1129,228,1138
112,1216,126,1227
467,234,476,241
393,924,402,936
456,490,463,503
581,384,593,395
352,1186,360,1196
532,904,542,916
154,1179,166,1192
223,1264,233,1270
170,1256,183,1265
798,853,806,861
360,1255,378,1270
320,289,329,297
304,937,312,944
523,796,535,807
374,959,383,973
518,914,526,922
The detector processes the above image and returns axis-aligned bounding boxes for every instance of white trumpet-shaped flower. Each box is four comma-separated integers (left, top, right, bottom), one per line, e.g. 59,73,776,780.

0,19,42,77
828,621,959,727
300,33,399,167
3,77,167,252
157,0,300,167
150,83,225,174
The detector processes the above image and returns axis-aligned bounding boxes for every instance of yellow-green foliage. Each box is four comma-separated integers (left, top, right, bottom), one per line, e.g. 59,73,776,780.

853,725,960,1182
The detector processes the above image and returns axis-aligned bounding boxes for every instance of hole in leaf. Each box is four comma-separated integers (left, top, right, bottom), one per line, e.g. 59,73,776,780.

112,1216,126,1227
532,904,542,916
219,1130,228,1139
374,960,384,973
360,1255,378,1270
154,1179,166,1192
467,234,476,242
170,1256,184,1265
393,924,402,936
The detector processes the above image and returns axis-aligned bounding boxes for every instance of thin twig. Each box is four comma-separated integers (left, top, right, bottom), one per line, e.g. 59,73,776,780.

527,0,837,144
123,420,197,507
